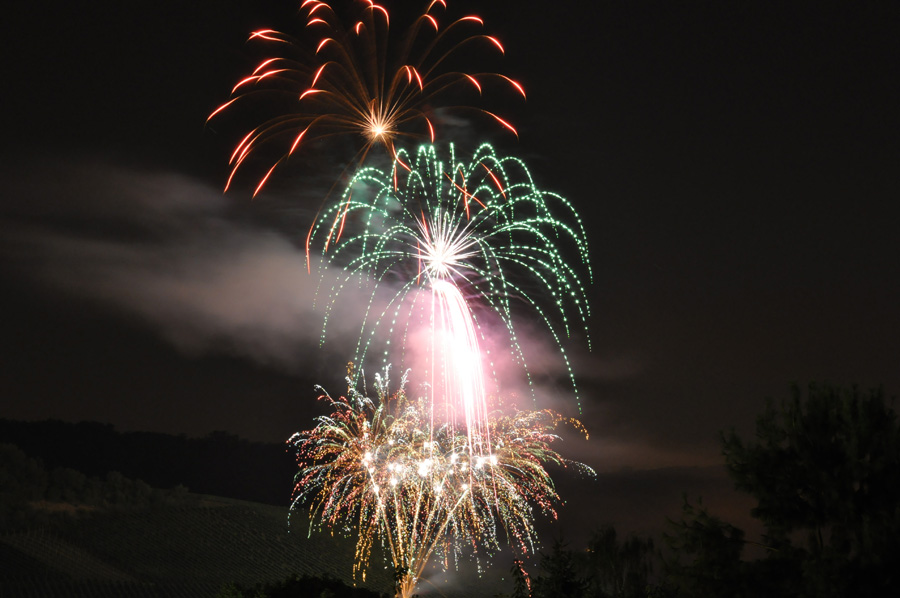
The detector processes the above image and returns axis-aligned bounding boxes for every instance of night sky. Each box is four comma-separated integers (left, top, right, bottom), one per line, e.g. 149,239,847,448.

2,0,900,545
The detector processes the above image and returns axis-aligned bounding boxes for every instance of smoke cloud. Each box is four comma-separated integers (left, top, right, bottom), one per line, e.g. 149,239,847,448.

0,156,364,372
0,153,658,470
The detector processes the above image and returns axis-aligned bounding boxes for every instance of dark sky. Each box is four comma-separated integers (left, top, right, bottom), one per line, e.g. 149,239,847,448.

2,0,900,548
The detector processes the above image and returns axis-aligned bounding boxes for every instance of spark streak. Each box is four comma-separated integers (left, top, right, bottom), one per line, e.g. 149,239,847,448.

207,0,525,196
288,367,593,598
309,143,592,429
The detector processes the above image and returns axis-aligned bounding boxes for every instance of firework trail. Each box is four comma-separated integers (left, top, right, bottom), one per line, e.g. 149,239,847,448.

308,142,592,442
207,0,524,197
287,367,593,598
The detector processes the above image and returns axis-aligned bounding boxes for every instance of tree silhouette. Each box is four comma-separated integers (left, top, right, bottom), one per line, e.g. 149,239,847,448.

529,539,587,598
585,525,656,598
721,384,900,597
661,497,750,598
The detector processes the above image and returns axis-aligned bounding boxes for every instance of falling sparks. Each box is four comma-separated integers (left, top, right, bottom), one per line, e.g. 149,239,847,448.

207,0,525,196
287,367,594,598
310,142,592,420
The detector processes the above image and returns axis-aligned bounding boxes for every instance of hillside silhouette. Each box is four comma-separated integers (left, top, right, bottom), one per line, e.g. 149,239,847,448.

0,428,393,598
0,418,293,505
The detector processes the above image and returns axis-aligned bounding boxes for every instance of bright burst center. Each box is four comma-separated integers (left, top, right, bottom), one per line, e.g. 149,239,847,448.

424,239,455,278
365,111,393,144
417,210,477,281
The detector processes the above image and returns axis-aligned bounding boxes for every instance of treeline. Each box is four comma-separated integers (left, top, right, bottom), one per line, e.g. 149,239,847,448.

0,419,295,505
0,443,193,530
512,384,900,598
5,385,898,597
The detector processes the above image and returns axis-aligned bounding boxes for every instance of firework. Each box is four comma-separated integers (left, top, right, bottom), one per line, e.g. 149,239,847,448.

288,366,593,598
207,0,525,197
310,142,592,428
